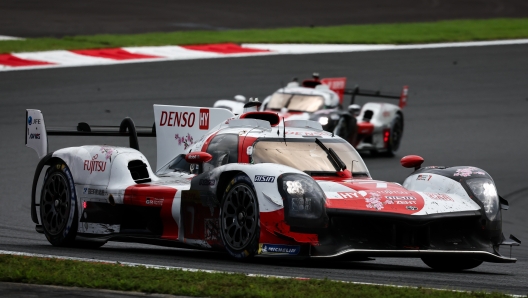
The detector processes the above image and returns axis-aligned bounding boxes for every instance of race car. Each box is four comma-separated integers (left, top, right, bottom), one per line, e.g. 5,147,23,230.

213,73,408,156
25,102,519,271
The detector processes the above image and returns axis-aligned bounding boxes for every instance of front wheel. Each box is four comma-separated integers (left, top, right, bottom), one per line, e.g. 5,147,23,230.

220,174,260,260
40,163,78,246
421,257,483,271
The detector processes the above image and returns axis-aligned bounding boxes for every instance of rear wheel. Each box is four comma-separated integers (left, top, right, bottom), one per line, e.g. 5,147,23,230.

40,163,78,246
385,114,403,157
220,174,260,260
40,163,106,248
421,257,483,271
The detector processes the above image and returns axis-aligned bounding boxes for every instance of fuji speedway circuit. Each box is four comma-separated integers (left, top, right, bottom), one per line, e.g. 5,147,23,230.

0,40,527,296
1,1,528,296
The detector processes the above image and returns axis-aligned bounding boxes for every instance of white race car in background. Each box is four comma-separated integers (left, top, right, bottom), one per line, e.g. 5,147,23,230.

213,74,409,156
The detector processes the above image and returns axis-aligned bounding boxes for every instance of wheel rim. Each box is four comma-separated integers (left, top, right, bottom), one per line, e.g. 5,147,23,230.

41,172,70,236
221,184,258,250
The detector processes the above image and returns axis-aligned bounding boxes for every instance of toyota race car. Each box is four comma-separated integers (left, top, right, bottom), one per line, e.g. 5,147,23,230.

213,74,408,156
25,103,520,271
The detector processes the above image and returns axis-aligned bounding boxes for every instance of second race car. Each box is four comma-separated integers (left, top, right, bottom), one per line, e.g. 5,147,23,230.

213,73,409,156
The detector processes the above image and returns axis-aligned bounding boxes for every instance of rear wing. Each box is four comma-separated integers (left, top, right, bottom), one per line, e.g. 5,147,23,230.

26,106,235,171
345,85,409,109
318,77,408,108
25,109,156,159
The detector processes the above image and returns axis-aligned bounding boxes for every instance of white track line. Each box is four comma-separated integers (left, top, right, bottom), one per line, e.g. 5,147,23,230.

0,250,524,297
0,35,24,41
13,50,113,65
243,39,528,53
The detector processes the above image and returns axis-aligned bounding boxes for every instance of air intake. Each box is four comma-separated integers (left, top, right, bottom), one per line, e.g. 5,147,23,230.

128,160,151,184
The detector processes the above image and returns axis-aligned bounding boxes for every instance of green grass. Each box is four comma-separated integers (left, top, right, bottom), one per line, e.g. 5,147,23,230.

1,18,528,54
0,254,513,297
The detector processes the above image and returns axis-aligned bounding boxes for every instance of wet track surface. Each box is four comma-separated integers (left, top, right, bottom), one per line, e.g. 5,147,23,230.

0,45,527,294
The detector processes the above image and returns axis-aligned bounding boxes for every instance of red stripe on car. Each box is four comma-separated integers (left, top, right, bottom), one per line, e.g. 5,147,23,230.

123,184,179,239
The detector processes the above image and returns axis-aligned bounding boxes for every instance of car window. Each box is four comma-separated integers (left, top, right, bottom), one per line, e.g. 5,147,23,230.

252,138,369,175
267,93,324,112
205,134,239,168
156,154,191,175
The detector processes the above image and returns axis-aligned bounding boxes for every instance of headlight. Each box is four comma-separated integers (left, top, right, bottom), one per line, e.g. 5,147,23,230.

318,117,329,126
278,174,327,228
466,178,499,221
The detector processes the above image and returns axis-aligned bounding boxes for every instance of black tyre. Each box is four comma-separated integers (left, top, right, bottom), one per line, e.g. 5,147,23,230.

334,117,357,144
40,163,78,246
421,257,483,271
220,174,260,260
385,113,403,157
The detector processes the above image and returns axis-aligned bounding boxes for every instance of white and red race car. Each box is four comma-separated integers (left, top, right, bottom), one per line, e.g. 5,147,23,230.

214,74,408,156
26,104,519,270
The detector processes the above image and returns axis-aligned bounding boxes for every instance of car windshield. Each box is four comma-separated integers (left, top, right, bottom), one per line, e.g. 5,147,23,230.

252,138,369,176
156,154,191,175
267,93,324,113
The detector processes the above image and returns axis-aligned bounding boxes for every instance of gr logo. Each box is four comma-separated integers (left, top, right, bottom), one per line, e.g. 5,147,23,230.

199,109,209,130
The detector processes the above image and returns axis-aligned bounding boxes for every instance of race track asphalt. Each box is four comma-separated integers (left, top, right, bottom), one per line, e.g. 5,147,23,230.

0,44,527,295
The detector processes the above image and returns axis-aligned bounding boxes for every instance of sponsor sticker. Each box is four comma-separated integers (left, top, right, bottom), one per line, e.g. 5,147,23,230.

29,133,40,139
259,244,300,255
406,206,418,211
254,175,275,183
386,196,416,200
146,197,164,206
416,174,432,181
425,193,454,202
27,117,41,126
83,188,108,196
199,108,210,130
83,154,107,174
338,192,360,199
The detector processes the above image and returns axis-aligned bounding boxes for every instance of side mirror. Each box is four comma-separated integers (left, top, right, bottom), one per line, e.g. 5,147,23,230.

185,152,213,164
401,155,424,170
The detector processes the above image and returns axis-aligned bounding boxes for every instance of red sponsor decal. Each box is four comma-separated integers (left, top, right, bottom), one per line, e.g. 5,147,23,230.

325,181,425,215
83,154,107,174
159,111,196,127
425,193,454,201
199,109,209,130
